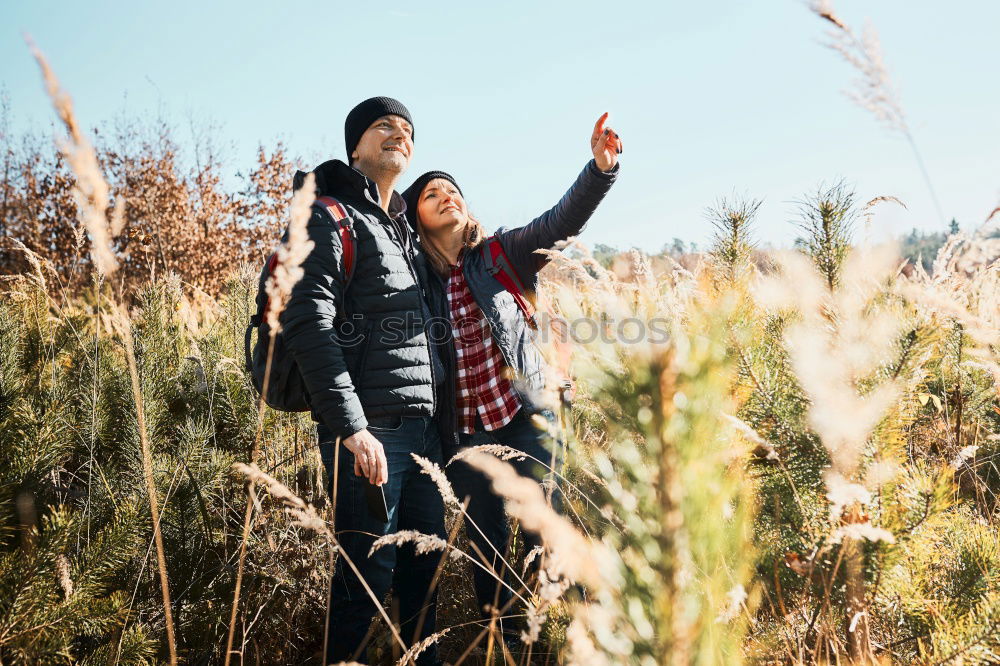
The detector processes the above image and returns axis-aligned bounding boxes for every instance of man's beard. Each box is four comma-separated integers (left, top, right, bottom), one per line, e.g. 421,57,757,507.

356,150,407,180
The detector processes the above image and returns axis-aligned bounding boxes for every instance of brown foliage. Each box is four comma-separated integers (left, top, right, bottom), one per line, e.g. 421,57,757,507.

0,109,299,298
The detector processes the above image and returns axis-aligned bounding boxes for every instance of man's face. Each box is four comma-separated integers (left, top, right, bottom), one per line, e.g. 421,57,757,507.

351,114,413,177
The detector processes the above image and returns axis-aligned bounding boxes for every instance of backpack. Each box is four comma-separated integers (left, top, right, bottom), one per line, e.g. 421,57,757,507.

244,196,356,412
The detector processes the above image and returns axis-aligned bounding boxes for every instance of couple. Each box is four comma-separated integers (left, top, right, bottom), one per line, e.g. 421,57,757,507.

281,96,621,665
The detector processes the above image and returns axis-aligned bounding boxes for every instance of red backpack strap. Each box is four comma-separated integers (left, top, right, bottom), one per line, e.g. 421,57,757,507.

254,251,283,328
266,252,280,275
315,196,355,282
482,235,537,329
254,197,355,335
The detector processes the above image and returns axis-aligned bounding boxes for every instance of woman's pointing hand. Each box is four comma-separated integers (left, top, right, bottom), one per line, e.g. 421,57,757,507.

591,111,622,172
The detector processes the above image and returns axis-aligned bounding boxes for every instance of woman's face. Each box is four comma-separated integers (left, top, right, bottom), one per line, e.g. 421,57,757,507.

416,178,468,235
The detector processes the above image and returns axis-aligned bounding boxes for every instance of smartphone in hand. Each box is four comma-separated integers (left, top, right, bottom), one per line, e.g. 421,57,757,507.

363,478,389,523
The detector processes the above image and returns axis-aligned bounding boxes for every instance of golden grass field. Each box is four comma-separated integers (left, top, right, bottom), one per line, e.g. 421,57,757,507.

1,9,999,664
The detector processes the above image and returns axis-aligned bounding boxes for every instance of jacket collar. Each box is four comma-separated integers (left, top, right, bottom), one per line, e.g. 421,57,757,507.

302,159,408,220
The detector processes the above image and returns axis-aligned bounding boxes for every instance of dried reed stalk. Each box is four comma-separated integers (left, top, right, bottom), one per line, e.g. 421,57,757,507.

112,304,179,663
757,244,903,662
232,463,413,663
27,37,178,665
411,454,534,601
461,451,604,589
810,0,945,224
654,353,689,666
264,173,315,331
27,37,118,276
225,174,315,666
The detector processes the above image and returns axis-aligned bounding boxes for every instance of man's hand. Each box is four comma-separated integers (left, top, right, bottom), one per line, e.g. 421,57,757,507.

342,429,388,485
591,112,622,172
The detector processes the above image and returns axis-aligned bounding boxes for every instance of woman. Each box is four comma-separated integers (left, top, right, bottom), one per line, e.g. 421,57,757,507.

401,113,622,643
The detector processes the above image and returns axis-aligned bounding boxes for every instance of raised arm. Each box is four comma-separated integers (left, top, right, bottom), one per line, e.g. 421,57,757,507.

498,113,622,279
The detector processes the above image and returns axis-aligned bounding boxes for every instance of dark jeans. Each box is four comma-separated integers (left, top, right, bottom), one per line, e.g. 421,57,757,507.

445,407,563,636
318,416,447,666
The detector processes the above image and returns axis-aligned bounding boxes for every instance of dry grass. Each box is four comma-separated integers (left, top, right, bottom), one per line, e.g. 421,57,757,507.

28,39,179,666
1,27,999,666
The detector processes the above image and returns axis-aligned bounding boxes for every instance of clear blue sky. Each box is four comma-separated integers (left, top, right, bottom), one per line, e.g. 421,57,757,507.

2,1,998,251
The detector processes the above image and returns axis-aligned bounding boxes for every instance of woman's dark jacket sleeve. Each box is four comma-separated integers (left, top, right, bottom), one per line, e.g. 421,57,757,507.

497,158,618,281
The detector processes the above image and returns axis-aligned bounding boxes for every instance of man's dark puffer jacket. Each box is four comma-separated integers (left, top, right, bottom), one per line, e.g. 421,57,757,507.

416,159,619,455
281,159,441,440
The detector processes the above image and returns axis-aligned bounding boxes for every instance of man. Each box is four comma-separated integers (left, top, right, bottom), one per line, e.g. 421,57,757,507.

281,97,447,666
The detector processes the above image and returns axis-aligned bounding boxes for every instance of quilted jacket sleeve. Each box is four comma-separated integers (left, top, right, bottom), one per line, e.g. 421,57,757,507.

280,207,367,439
497,159,618,282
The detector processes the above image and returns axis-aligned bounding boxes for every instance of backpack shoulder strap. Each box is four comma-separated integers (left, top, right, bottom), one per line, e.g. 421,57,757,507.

481,234,537,329
244,197,356,372
315,195,356,284
250,197,354,329
248,251,281,328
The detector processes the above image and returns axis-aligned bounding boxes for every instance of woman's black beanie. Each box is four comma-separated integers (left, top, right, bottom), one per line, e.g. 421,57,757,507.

344,97,414,160
401,171,464,223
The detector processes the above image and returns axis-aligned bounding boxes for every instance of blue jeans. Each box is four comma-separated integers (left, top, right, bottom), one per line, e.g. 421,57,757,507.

445,408,563,636
318,416,447,666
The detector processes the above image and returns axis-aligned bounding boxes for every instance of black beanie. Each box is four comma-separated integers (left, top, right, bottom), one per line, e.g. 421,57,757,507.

344,97,414,160
401,171,464,222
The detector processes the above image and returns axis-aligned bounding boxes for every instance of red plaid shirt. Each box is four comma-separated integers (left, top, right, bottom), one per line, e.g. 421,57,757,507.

447,258,522,434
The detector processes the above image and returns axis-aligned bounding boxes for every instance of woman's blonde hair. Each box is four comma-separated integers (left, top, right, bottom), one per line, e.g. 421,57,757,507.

416,211,487,275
